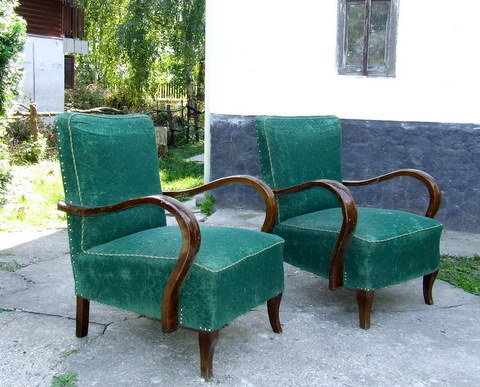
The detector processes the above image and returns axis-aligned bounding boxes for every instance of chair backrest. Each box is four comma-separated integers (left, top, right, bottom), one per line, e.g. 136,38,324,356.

256,116,343,222
56,113,166,254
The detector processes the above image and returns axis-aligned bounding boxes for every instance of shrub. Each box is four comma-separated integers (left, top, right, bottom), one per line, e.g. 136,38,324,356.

3,117,52,164
0,141,12,205
0,1,25,205
12,135,47,164
0,1,26,116
65,83,108,110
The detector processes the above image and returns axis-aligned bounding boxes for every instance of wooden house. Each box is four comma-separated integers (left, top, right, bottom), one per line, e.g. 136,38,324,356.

15,0,88,112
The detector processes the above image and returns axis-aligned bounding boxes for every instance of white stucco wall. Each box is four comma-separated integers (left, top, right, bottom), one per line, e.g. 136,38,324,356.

206,0,480,124
19,35,65,113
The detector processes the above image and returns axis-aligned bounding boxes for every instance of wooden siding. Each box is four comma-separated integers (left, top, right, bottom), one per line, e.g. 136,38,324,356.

63,3,84,39
17,0,63,37
16,0,84,39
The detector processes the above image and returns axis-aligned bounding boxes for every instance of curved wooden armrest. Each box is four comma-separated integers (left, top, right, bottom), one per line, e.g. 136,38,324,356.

274,180,358,289
163,175,278,233
343,168,441,218
58,195,201,332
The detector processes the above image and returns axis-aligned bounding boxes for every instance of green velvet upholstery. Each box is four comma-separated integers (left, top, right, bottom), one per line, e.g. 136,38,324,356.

74,225,284,331
56,113,167,255
256,115,442,291
256,116,342,222
274,207,441,290
56,112,285,332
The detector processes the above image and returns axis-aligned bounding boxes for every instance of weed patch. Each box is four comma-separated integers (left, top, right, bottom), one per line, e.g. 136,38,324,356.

60,349,79,360
439,255,480,295
0,259,24,272
51,372,78,387
198,194,215,215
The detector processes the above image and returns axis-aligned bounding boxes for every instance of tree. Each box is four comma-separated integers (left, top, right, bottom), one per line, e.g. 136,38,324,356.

0,0,26,116
77,0,205,109
0,0,25,205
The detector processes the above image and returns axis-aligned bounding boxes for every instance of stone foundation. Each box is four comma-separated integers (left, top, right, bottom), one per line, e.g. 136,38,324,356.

209,114,480,232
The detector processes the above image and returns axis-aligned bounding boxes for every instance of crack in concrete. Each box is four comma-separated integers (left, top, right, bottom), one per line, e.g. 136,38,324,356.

0,307,108,330
12,271,36,285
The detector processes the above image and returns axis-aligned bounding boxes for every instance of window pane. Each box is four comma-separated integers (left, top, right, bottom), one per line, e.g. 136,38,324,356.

338,0,397,76
346,3,365,66
368,1,390,66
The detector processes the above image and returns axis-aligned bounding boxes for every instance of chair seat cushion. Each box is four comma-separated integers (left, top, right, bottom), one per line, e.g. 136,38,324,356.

274,207,442,290
72,225,284,331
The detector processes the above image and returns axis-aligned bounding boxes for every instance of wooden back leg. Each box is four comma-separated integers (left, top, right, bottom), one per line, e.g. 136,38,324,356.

357,290,375,329
423,270,439,305
76,295,90,338
267,293,283,333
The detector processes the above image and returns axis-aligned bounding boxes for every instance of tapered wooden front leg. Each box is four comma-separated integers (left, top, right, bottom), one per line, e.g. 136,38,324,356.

357,290,375,329
198,330,219,380
76,295,90,338
423,270,439,305
267,293,283,333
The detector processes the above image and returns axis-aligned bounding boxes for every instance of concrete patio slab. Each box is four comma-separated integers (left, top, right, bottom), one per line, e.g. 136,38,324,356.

1,206,479,386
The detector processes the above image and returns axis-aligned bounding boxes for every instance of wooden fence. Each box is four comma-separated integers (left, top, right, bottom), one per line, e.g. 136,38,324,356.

156,84,187,101
7,102,204,157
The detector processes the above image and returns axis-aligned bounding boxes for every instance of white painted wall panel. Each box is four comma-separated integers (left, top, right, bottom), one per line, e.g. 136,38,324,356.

18,35,65,113
207,0,480,124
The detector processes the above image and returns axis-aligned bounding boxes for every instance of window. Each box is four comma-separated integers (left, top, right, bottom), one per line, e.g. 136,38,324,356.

337,0,398,77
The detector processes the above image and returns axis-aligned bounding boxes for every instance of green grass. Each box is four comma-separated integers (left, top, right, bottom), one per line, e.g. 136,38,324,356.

0,161,66,231
198,194,215,216
51,372,78,387
159,143,204,191
439,255,480,295
0,144,204,231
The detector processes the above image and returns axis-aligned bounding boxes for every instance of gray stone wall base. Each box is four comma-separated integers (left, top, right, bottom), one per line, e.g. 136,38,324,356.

209,114,480,233
210,114,265,209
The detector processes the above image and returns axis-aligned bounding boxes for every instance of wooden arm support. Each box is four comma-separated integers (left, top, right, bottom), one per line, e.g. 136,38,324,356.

163,174,278,233
58,194,201,332
343,168,442,218
274,179,358,289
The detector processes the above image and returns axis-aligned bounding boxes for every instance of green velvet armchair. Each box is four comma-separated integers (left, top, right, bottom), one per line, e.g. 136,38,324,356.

56,113,285,379
256,115,442,329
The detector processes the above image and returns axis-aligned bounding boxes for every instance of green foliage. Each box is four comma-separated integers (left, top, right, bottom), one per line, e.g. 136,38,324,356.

0,259,23,272
439,255,480,295
51,372,78,387
0,141,12,205
64,84,108,110
3,118,53,164
11,135,47,164
74,1,134,106
159,144,204,191
0,161,65,231
116,0,158,97
0,1,25,205
75,0,205,110
0,0,26,116
198,194,215,216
